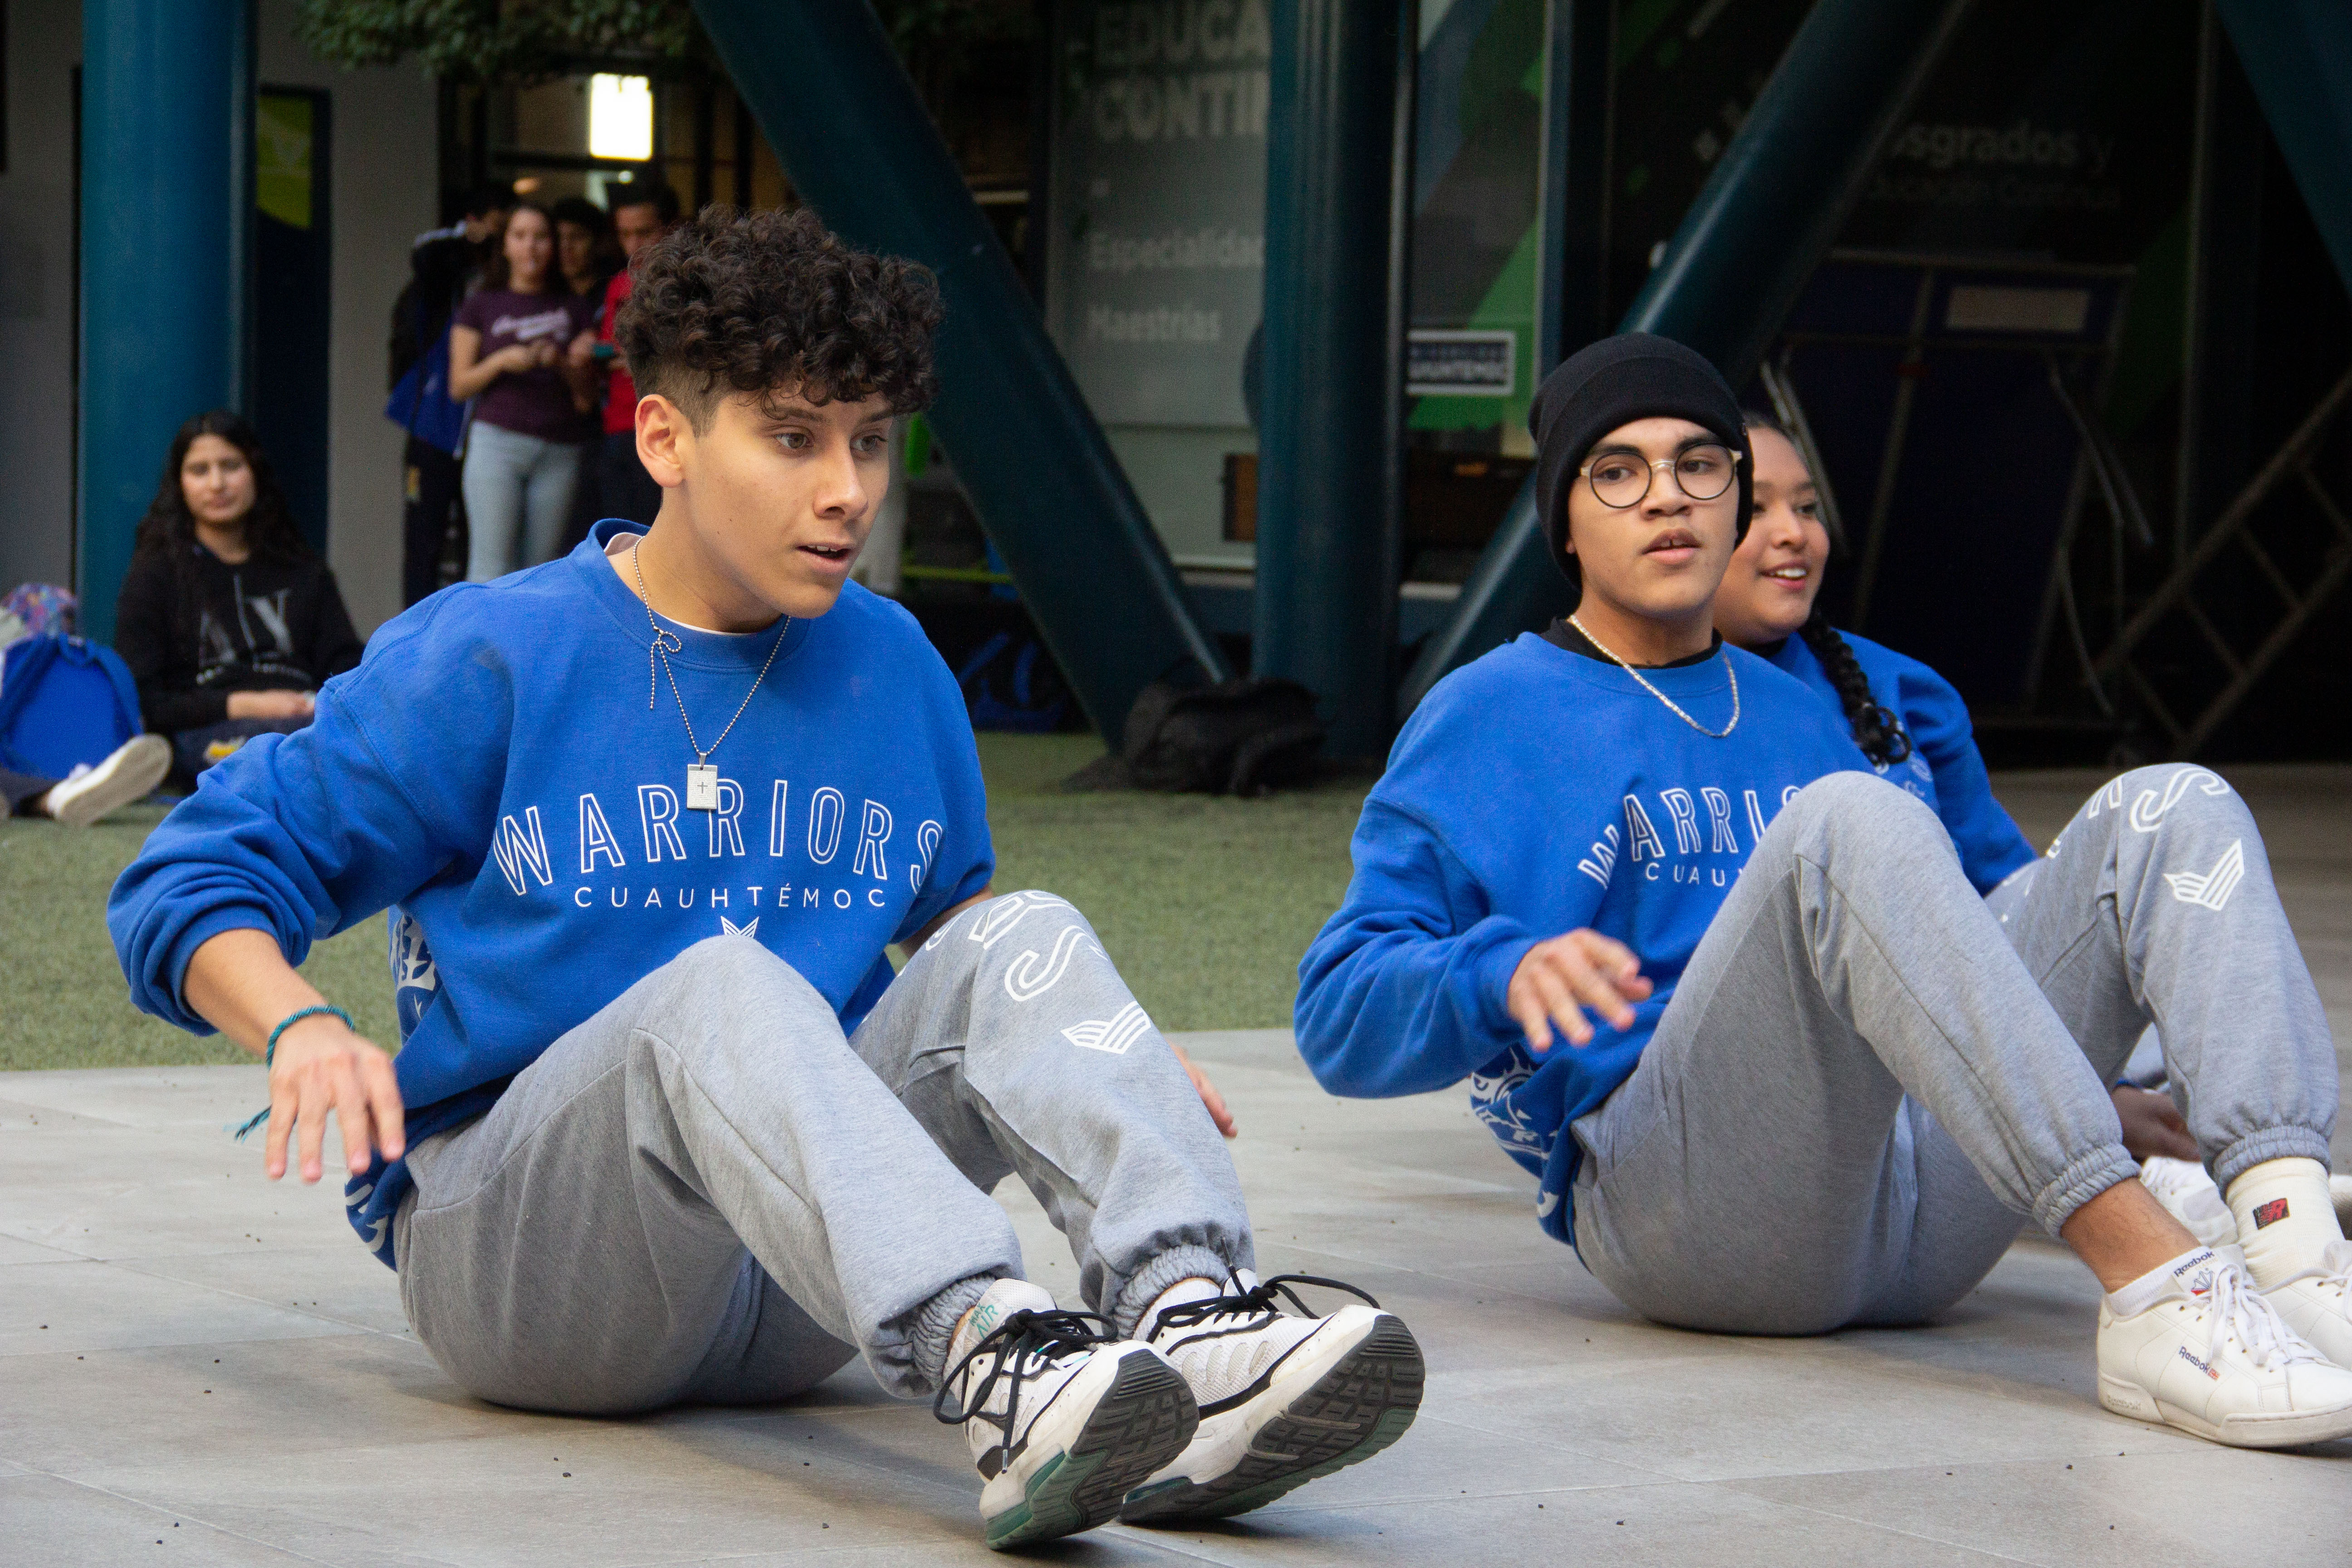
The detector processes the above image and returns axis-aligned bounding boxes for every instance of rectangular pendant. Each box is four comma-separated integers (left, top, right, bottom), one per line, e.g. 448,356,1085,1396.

685,764,720,812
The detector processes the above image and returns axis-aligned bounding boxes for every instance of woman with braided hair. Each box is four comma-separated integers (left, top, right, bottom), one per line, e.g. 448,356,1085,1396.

1711,411,2280,1224
1712,411,2035,895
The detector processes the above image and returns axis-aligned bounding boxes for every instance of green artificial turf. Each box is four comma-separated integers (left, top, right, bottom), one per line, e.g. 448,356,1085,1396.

0,735,1371,1072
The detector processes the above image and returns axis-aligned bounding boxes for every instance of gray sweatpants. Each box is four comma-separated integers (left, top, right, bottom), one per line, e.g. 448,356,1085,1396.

392,891,1251,1415
1571,768,2336,1335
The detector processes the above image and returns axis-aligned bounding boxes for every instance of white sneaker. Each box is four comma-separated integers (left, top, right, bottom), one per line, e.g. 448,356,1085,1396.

2261,1239,2352,1371
934,1280,1196,1550
43,734,170,827
2140,1155,2238,1248
1119,1272,1424,1523
2097,1245,2352,1447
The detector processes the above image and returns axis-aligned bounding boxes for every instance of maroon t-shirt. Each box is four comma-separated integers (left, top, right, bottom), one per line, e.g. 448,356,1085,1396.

454,288,597,441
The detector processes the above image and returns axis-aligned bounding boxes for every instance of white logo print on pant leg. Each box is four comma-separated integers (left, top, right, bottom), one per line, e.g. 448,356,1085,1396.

2165,839,2246,910
1004,924,1100,1002
2127,768,2230,834
1062,1001,1154,1054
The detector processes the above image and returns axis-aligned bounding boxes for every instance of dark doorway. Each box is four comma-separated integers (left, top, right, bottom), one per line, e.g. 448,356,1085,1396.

253,86,332,555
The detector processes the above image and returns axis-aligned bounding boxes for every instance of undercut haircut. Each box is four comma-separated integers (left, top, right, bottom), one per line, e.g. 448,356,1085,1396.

616,206,941,431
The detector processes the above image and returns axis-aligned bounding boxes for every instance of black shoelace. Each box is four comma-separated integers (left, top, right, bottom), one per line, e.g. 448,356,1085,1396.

932,1307,1118,1466
1151,1273,1382,1333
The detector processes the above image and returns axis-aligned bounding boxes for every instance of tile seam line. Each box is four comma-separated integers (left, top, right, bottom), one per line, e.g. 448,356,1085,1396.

6,1468,344,1565
101,1254,420,1342
1250,1475,1693,1519
1749,1493,2061,1567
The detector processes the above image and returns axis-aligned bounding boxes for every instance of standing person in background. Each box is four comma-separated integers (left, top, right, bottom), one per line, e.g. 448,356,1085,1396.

550,196,620,554
113,412,363,779
571,180,681,529
392,182,510,608
450,204,599,581
551,196,617,301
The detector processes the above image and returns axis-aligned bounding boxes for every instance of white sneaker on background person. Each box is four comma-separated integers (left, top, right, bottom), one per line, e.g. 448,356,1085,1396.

933,1279,1196,1550
2097,1245,2352,1447
1119,1271,1424,1523
2139,1155,2239,1249
41,734,171,827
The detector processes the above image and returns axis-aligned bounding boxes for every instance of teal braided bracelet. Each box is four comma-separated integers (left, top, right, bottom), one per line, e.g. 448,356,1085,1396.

265,1004,353,1066
233,1005,355,1142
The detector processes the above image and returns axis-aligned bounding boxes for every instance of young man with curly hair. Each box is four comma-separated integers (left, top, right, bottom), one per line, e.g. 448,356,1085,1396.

111,208,1422,1549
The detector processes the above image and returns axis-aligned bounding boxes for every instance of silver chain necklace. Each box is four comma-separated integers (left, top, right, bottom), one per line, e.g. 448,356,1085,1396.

630,543,787,810
1568,612,1740,739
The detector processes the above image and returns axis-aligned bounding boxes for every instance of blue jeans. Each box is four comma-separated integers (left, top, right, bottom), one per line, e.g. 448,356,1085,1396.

462,421,584,582
172,716,307,778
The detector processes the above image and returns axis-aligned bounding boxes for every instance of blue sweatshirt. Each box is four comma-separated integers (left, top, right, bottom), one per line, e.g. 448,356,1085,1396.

111,521,994,1266
1763,630,2034,894
1294,634,1870,1245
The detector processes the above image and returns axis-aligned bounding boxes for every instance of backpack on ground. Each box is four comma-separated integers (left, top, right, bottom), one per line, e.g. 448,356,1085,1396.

0,635,144,779
1114,676,1326,796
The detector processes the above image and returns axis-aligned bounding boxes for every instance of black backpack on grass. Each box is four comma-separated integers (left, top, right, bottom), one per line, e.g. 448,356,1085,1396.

1117,676,1326,796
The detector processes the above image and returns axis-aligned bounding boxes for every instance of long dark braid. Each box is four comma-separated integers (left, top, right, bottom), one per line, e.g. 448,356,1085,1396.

1798,605,1912,766
1744,410,1912,768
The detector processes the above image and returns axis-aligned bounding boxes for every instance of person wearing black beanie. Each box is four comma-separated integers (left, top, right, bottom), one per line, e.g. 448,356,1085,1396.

1516,332,1755,674
1299,340,2352,1449
1530,332,1753,593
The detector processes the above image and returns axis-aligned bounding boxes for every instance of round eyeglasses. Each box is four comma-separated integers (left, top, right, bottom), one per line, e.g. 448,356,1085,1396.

1578,443,1741,509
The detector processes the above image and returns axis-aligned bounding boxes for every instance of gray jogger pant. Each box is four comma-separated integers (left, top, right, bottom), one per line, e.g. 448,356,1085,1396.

1570,768,2336,1335
392,891,1250,1415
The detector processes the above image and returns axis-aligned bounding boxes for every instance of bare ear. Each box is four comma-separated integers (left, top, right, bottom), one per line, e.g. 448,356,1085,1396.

635,396,690,490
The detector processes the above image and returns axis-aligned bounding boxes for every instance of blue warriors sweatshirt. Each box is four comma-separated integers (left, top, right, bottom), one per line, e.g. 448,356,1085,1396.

111,521,995,1266
1764,630,2034,893
1294,633,1871,1246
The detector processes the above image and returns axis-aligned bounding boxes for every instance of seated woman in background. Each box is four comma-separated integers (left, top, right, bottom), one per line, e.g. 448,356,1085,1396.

1713,412,2228,1235
113,411,363,779
1,735,172,827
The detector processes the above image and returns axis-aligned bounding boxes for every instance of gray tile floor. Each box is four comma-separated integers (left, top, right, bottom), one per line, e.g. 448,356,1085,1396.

5,767,2351,1565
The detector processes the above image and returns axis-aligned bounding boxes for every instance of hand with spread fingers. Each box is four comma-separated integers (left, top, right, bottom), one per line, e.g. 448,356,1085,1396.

1508,930,1653,1053
265,1014,407,1185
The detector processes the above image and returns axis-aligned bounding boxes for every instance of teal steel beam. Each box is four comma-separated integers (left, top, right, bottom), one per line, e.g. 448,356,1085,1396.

1402,0,1612,721
2215,0,2352,301
690,0,1228,746
78,0,253,644
1254,0,1412,758
1401,0,1972,717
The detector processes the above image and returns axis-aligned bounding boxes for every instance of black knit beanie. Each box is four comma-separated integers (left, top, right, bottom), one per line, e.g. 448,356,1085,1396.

1527,332,1752,588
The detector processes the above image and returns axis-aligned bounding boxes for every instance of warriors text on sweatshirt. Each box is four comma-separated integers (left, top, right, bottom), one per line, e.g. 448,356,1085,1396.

1294,632,1871,1245
111,522,994,1266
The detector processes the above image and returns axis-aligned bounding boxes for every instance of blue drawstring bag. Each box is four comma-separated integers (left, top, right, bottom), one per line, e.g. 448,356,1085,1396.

0,635,144,778
385,308,470,456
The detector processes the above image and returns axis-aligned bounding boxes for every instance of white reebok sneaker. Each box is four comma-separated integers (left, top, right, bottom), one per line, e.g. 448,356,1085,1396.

1118,1272,1424,1523
2139,1155,2238,1248
934,1280,1197,1550
2260,1239,2352,1371
43,734,170,827
2097,1246,2352,1447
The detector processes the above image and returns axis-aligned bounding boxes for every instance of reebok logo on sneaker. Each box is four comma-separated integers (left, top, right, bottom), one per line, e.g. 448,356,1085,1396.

2171,1249,2218,1295
2253,1198,2290,1229
2176,1346,2221,1381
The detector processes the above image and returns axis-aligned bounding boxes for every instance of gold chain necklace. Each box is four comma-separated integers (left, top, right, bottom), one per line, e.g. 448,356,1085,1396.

629,543,787,810
1568,613,1740,739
